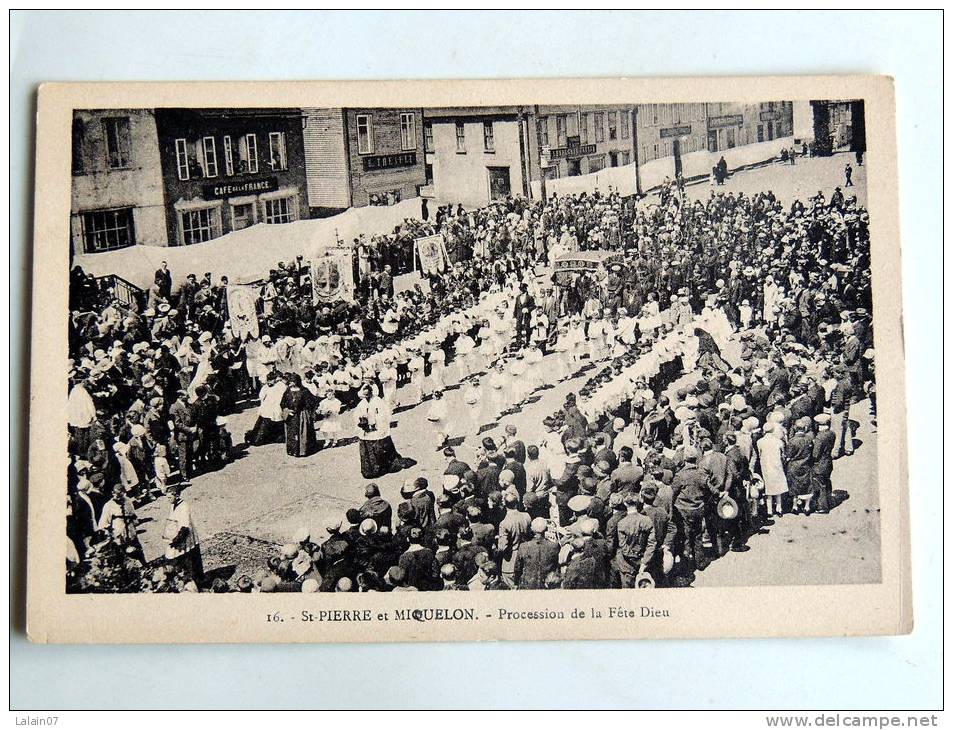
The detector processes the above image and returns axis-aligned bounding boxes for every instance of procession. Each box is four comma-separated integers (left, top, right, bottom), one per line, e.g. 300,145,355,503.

63,139,879,595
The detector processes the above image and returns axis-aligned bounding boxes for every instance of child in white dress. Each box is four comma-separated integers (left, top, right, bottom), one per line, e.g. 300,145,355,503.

319,389,345,448
525,345,544,393
509,352,529,406
426,389,449,448
462,378,484,441
153,444,171,495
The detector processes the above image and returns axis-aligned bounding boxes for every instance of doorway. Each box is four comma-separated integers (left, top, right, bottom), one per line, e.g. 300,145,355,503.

672,138,683,178
487,166,511,200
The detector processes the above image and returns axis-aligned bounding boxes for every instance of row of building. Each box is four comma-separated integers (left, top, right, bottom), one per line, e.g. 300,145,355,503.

70,101,797,256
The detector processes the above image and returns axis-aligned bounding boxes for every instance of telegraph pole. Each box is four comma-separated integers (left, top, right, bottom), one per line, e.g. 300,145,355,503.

631,106,642,196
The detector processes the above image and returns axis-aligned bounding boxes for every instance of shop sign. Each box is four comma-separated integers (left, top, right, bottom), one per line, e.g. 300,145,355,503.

204,177,278,199
362,152,417,172
660,125,692,138
708,114,744,128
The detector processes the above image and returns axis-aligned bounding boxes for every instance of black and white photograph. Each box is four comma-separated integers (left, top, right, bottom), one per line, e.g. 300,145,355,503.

61,97,884,597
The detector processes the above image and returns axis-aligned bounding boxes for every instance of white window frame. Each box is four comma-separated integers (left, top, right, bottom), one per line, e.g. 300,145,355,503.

455,122,466,154
178,205,222,246
621,111,630,139
483,121,495,153
244,133,259,173
594,113,605,143
223,135,234,176
424,122,434,153
263,195,298,225
229,200,257,230
399,113,416,151
174,138,189,181
202,136,218,178
81,208,135,252
269,131,287,171
356,114,373,154
537,117,549,147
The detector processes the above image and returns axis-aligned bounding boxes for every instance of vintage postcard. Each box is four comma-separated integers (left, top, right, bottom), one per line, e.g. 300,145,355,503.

27,75,910,643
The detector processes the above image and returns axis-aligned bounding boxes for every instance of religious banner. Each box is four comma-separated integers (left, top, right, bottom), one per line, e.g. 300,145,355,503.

393,271,430,296
414,234,447,275
226,285,260,340
311,252,355,303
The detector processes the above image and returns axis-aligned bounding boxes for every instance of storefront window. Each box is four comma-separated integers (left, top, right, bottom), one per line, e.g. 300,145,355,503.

82,208,135,252
179,206,221,245
264,196,297,224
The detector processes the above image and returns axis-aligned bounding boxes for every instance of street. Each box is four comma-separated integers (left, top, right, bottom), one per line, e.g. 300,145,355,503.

135,153,879,588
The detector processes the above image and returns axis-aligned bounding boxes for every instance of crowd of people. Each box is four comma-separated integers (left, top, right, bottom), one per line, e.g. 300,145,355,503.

66,167,875,594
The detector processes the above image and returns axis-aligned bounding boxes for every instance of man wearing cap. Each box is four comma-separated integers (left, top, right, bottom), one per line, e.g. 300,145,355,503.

496,492,532,587
786,417,816,515
513,517,559,590
614,493,658,588
671,446,717,571
811,414,836,513
639,485,676,583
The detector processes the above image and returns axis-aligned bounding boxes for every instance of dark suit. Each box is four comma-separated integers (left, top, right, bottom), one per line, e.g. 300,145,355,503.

513,535,560,589
398,546,438,591
812,429,836,512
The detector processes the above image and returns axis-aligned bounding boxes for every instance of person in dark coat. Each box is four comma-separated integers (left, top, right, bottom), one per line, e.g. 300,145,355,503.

397,528,439,590
359,483,393,531
402,478,436,531
785,417,816,514
811,414,837,513
722,433,752,550
280,373,317,457
563,535,609,589
513,518,559,590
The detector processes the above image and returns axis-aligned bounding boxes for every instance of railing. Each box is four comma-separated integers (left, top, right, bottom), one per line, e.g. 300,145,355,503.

95,274,144,311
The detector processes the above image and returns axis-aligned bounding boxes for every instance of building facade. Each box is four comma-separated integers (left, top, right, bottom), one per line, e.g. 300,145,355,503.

705,101,795,153
527,105,637,184
810,100,865,156
153,108,309,247
635,103,710,180
70,109,168,256
422,106,528,208
301,108,427,216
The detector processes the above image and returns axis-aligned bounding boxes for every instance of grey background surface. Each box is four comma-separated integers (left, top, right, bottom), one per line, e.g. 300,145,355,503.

10,10,942,710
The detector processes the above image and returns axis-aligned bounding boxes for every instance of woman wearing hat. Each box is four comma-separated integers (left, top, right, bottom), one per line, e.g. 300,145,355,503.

756,422,789,517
